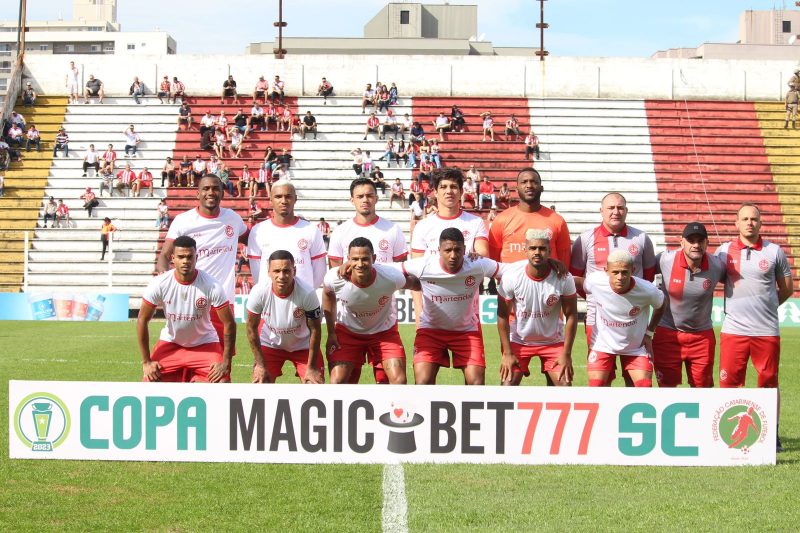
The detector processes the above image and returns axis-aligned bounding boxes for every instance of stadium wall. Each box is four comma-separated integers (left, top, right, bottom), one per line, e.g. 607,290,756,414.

21,55,799,101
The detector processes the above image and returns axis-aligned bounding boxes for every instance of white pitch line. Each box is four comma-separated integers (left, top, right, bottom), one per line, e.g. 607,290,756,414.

382,463,409,533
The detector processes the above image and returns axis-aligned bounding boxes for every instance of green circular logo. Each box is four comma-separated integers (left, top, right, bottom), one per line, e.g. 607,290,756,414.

14,392,71,451
718,405,762,450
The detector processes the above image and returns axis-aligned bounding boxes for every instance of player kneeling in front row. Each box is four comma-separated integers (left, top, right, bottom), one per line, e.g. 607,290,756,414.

497,229,578,386
245,250,325,384
323,237,419,384
138,235,236,383
402,227,504,385
578,249,665,387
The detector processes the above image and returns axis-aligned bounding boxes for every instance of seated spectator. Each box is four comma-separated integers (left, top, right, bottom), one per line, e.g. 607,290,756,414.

407,141,419,168
129,76,146,104
215,110,229,133
249,102,267,132
410,121,425,143
433,112,451,141
6,123,23,147
22,82,37,107
98,166,115,197
236,164,252,198
82,144,100,177
218,161,235,196
221,74,240,104
206,155,221,176
230,129,244,158
0,138,18,165
363,112,380,140
270,75,285,106
178,155,192,187
101,144,117,172
200,127,216,151
301,111,317,140
263,145,278,172
409,199,424,232
418,159,435,184
430,140,442,168
9,110,25,128
156,200,169,229
505,114,521,141
399,113,413,141
396,139,409,167
115,163,137,197
24,124,40,152
381,110,399,140
278,105,292,132
317,218,332,248
462,176,477,207
43,196,57,228
478,176,496,209
480,111,495,141
55,199,70,228
389,82,399,105
161,156,176,187
289,114,303,138
377,85,391,113
379,138,396,166
157,76,171,104
389,178,405,208
171,76,186,104
351,147,364,177
248,199,265,223
450,105,465,132
251,163,270,199
0,173,4,197
418,139,430,164
361,83,376,114
317,77,333,104
370,165,387,195
408,176,423,209
487,207,498,225
123,125,141,158
177,102,192,130
271,163,289,182
466,163,480,182
524,130,541,160
136,166,154,197
53,128,69,158
266,102,279,130
191,155,206,184
84,75,105,104
362,151,373,175
497,182,511,208
213,129,228,158
230,109,250,139
253,76,269,104
81,187,99,217
277,148,293,171
199,110,216,137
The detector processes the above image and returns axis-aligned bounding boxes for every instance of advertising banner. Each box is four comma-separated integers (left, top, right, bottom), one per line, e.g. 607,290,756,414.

0,293,129,322
9,381,776,466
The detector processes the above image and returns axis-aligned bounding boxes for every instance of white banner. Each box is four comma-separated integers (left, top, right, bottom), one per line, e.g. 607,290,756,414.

9,381,776,466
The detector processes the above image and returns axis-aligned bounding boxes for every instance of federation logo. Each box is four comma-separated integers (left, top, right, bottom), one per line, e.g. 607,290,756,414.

545,294,559,307
297,238,309,251
465,275,476,287
14,393,71,452
628,305,641,317
195,297,208,309
758,259,769,272
225,225,234,238
378,239,390,251
703,278,712,290
712,400,768,454
628,244,639,256
293,308,304,319
378,295,390,306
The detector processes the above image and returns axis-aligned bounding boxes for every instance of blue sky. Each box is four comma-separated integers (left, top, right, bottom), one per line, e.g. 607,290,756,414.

1,1,786,56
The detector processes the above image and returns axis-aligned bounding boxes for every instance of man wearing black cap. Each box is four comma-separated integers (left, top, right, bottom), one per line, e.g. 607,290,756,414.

651,222,726,388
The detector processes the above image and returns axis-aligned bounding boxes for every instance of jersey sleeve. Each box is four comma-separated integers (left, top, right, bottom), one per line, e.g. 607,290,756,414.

410,222,426,254
570,234,587,277
775,246,792,278
327,227,345,262
164,216,183,241
209,279,229,309
583,271,596,296
302,285,322,312
649,282,665,310
654,251,664,275
477,257,501,279
561,273,577,297
245,284,266,316
554,217,572,264
384,264,408,290
322,267,339,291
235,214,247,237
642,235,657,281
401,257,424,278
246,224,262,260
496,275,513,301
391,224,409,260
141,276,163,308
487,214,504,261
474,218,489,242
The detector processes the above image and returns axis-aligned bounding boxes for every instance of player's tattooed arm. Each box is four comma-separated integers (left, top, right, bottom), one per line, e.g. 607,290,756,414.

246,309,273,383
304,312,325,384
208,304,235,383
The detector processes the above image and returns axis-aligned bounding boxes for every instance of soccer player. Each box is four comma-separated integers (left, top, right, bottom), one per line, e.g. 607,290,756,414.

497,229,578,386
245,250,324,384
488,167,571,264
247,180,327,287
652,222,726,388
138,236,235,383
323,237,419,384
402,228,503,385
579,250,664,387
715,203,793,451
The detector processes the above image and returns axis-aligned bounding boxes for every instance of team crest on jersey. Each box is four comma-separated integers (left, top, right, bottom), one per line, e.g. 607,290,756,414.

628,243,639,256
293,308,304,319
297,238,309,251
628,305,641,317
703,278,712,290
379,239,390,251
545,294,559,307
462,229,471,239
588,351,598,363
378,295,390,306
195,297,208,309
225,225,234,238
465,275,476,287
758,259,769,272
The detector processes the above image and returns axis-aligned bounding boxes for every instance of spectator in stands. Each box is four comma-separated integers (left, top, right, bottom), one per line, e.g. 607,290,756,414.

218,161,235,196
22,82,37,107
0,174,4,197
486,207,498,225
129,76,146,104
498,182,511,208
248,199,264,224
409,199,424,232
0,137,18,165
123,125,141,158
65,61,80,104
177,102,192,130
790,69,800,90
192,155,206,184
363,112,380,140
6,122,23,148
266,101,279,130
389,82,399,105
200,126,216,151
505,114,521,141
171,76,185,104
230,129,244,158
279,105,292,132
362,83,377,114
251,163,271,199
98,166,115,197
263,145,278,172
524,130,540,160
81,144,100,177
253,75,269,104
785,86,798,129
271,163,289,182
9,110,25,128
53,128,69,158
461,176,477,208
370,165,387,195
318,217,332,248
161,157,176,187
289,114,303,138
100,217,116,260
84,74,104,104
389,178,405,208
478,175,497,210
408,176,423,209
379,138,396,166
24,124,40,152
101,143,117,172
450,105,465,133
55,199,70,228
410,121,425,143
277,148,293,171
351,147,365,177
178,155,192,187
205,156,220,177
221,74,240,104
81,187,99,217
418,139,430,164
136,166,154,197
381,110,399,140
377,85,391,113
157,76,171,103
156,200,169,229
418,159,434,185
317,77,333,104
407,141,419,168
396,139,409,167
362,151,373,176
400,113,413,140
43,196,58,228
480,111,495,141
301,111,318,140
270,75,285,106
236,164,252,198
199,110,215,137
230,108,250,139
430,140,442,168
213,128,228,159
466,163,480,182
249,101,266,132
116,163,136,197
215,110,229,134
433,112,451,141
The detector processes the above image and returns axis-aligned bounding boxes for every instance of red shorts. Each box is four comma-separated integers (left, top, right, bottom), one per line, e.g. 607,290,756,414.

587,350,652,373
329,323,406,367
210,304,235,356
262,345,322,380
719,333,780,388
139,181,152,188
652,326,715,387
510,342,564,375
148,340,225,383
413,328,485,368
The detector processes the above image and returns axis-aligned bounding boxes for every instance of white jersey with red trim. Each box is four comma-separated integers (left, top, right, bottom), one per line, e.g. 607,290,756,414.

497,261,577,346
400,256,502,332
246,277,321,352
142,269,228,347
410,210,488,257
583,271,664,356
328,216,407,265
165,207,247,303
323,263,406,335
247,217,327,287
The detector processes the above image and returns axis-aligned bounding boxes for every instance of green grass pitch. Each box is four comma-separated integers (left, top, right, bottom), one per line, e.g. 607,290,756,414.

1,320,799,531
